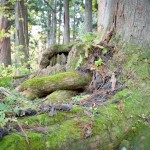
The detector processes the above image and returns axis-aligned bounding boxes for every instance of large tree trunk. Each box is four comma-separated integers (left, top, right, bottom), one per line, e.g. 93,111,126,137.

15,0,29,65
0,0,11,67
84,0,92,33
98,0,150,48
63,0,70,44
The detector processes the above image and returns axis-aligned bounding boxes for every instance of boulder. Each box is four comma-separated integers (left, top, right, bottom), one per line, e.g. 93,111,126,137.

66,43,87,72
43,90,77,104
32,64,66,78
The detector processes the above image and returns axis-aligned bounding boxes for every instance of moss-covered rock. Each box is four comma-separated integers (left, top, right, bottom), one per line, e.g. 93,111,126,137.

32,64,66,78
66,43,88,72
44,90,77,104
40,44,72,69
51,44,72,53
18,72,91,99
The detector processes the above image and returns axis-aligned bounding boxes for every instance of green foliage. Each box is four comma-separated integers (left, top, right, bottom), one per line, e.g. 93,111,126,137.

0,77,13,88
102,47,108,54
81,32,96,42
0,64,30,78
0,111,10,127
73,94,90,103
0,90,35,127
75,55,83,69
95,58,104,67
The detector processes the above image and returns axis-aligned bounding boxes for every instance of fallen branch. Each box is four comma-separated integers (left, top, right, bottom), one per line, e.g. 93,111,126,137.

16,119,30,149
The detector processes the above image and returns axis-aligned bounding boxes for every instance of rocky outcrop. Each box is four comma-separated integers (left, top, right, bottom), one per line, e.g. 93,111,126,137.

39,44,72,69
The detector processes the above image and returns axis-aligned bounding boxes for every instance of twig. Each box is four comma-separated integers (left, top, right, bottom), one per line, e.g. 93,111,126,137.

16,119,30,149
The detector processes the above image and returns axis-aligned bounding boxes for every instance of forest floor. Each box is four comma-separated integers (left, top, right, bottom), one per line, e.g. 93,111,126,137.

0,42,150,150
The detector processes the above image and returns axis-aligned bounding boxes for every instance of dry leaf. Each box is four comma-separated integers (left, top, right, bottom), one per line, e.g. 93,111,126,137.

110,72,116,91
118,100,125,112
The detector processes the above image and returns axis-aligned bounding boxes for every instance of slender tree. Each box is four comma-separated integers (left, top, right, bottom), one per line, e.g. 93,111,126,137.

47,9,52,48
51,0,57,46
58,0,63,44
63,0,70,44
0,0,11,67
84,0,92,33
15,0,29,65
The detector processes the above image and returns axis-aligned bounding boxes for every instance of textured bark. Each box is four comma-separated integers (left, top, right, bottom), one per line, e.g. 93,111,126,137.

58,2,63,44
47,9,51,48
15,0,29,65
98,0,150,47
0,0,11,66
85,0,92,33
50,0,57,46
73,4,76,40
63,0,70,44
18,72,91,99
24,2,29,56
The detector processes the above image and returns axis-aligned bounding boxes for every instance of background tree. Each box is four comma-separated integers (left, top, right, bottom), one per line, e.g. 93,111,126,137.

0,0,11,66
84,0,92,33
15,0,29,66
63,0,70,44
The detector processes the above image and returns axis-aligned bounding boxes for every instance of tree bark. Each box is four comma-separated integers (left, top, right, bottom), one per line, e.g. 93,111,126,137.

47,9,51,49
0,0,11,67
50,0,57,46
24,1,29,59
58,1,63,44
84,0,92,33
73,4,76,40
63,0,70,44
15,0,29,65
98,0,150,48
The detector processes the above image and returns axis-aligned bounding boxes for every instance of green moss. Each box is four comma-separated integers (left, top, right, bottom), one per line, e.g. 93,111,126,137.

66,43,88,72
51,44,73,53
20,72,89,90
0,114,86,150
44,90,77,104
19,72,91,99
20,106,84,127
0,133,27,150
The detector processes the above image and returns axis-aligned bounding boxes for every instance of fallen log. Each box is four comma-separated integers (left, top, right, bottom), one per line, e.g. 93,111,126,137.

17,72,91,99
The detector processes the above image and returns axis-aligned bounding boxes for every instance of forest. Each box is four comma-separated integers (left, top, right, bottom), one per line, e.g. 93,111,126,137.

0,0,150,150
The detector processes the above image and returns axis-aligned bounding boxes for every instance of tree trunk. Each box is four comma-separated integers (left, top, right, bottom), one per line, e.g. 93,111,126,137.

84,0,92,33
58,2,63,44
0,0,11,67
15,0,29,65
47,9,51,49
63,0,70,44
24,1,29,58
18,72,91,99
73,4,76,40
98,0,150,48
50,0,57,46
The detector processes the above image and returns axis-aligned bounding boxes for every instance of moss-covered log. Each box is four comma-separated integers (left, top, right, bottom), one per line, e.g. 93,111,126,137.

17,72,91,99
